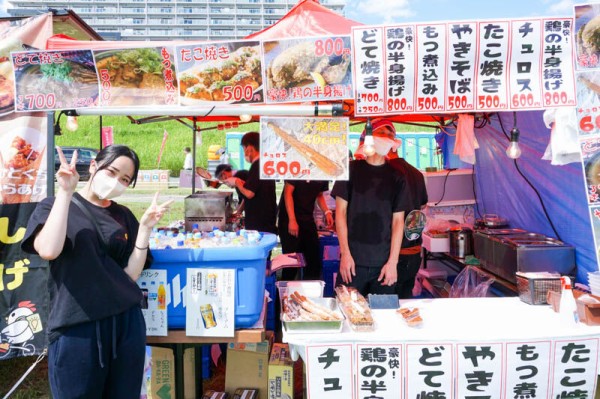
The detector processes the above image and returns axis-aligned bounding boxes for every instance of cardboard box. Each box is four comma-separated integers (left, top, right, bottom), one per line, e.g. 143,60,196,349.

183,348,196,399
225,333,274,399
142,346,175,399
268,343,294,399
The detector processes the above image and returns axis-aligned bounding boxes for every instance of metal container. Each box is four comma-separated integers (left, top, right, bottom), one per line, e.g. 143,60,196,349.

281,297,344,333
474,230,575,284
448,227,473,258
184,190,233,231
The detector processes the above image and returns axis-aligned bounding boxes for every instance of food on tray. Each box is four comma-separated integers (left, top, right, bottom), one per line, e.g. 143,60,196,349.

283,291,342,322
180,45,261,102
267,40,351,89
0,61,13,111
397,307,423,327
266,122,344,177
335,285,374,331
1,135,45,204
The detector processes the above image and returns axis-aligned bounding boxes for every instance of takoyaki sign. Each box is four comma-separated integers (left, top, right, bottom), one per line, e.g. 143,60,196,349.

175,40,264,105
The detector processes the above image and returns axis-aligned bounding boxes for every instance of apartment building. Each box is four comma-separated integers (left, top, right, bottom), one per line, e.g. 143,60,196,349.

7,0,347,41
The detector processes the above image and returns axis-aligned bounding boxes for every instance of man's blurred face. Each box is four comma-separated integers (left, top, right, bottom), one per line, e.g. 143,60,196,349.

243,145,256,163
219,170,233,180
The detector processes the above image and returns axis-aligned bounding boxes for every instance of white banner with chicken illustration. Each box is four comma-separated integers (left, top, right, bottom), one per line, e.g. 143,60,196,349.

259,116,349,181
262,36,354,103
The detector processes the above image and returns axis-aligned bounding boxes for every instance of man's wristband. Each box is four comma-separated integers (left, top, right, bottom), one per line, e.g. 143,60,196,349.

135,244,149,250
324,210,333,215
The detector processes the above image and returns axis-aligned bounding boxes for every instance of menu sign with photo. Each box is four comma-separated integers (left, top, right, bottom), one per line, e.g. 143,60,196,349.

186,268,235,337
12,50,98,112
259,116,349,181
138,269,168,336
176,40,263,105
263,36,353,104
94,47,177,107
575,4,600,70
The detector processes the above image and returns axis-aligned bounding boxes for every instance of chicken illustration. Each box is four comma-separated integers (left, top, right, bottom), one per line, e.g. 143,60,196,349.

267,41,351,89
2,301,38,345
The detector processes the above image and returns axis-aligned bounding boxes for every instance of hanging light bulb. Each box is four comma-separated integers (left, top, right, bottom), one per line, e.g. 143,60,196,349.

363,117,375,156
239,114,252,123
505,112,522,159
65,115,78,131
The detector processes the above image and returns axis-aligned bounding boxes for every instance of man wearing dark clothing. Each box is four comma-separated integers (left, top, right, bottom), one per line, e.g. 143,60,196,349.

223,132,277,234
371,119,428,298
331,128,412,297
278,180,333,280
215,164,249,216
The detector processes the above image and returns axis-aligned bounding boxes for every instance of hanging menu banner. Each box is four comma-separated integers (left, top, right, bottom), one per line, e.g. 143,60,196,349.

263,36,353,103
94,46,178,107
176,40,264,105
352,16,577,116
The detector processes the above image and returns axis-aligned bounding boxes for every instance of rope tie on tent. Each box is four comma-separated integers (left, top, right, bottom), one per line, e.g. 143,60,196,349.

2,349,47,399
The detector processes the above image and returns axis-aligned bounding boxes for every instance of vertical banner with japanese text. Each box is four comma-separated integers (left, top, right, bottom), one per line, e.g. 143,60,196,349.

259,117,349,181
352,27,386,115
447,22,477,112
415,23,446,113
356,344,402,398
406,343,454,398
574,3,600,272
0,203,48,361
306,344,354,398
384,25,416,114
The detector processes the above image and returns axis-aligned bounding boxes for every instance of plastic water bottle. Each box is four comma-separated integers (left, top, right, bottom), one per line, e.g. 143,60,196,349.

559,276,579,325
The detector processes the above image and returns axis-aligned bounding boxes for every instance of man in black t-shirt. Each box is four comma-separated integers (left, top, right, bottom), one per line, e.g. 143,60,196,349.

331,123,411,297
278,180,334,280
215,163,249,216
369,120,429,298
223,132,277,234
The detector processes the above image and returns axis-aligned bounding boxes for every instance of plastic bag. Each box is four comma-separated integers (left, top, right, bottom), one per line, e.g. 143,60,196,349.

449,266,495,298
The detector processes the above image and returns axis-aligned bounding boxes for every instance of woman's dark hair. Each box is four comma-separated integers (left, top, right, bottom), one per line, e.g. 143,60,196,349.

241,131,260,151
93,145,140,187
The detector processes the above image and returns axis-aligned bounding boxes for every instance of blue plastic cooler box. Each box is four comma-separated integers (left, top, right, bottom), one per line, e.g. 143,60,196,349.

149,233,277,329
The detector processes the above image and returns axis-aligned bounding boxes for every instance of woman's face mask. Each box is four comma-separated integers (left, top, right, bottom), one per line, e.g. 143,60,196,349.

91,170,127,200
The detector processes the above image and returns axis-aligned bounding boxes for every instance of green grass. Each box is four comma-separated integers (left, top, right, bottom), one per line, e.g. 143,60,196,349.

55,115,261,176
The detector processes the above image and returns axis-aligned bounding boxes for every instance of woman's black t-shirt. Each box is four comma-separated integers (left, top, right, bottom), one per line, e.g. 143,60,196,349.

21,193,149,342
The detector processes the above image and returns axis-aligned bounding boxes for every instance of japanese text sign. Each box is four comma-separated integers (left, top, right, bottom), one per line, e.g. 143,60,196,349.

263,36,353,104
12,50,98,112
306,344,354,398
94,47,178,107
176,40,264,105
259,116,349,181
352,16,576,116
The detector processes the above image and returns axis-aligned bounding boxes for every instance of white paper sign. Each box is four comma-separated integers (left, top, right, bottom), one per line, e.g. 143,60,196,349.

352,26,386,116
138,269,168,336
185,268,235,337
415,23,447,113
446,22,477,112
306,344,354,399
356,344,402,399
456,343,504,398
505,341,551,399
406,343,454,398
509,19,543,110
551,338,599,398
476,21,510,111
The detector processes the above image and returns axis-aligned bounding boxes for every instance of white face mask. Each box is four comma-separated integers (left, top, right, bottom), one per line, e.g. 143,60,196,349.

91,171,127,200
373,137,396,156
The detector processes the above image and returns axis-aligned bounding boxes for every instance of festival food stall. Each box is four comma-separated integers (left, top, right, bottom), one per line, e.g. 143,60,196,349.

3,1,600,398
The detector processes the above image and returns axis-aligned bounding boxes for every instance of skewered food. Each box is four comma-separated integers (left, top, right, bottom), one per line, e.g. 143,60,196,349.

266,122,344,177
282,291,342,322
397,307,423,327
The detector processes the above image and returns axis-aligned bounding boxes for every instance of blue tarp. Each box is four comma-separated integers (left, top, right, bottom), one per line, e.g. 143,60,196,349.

440,111,595,283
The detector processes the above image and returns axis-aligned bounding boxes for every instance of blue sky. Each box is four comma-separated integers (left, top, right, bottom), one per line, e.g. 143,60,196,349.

0,0,578,23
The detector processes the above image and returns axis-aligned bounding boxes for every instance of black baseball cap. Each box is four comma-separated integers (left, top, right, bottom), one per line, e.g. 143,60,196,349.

215,164,233,180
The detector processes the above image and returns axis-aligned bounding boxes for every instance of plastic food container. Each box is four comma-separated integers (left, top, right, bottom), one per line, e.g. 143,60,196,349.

149,233,277,329
281,297,344,334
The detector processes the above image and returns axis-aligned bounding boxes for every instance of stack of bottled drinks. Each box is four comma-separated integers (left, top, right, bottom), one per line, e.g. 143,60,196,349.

149,224,263,250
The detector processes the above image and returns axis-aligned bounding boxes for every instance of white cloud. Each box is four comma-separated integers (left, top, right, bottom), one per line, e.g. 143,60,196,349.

348,0,415,25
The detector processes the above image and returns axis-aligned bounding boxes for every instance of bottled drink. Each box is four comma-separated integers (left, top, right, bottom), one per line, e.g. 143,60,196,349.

157,281,166,310
559,276,579,325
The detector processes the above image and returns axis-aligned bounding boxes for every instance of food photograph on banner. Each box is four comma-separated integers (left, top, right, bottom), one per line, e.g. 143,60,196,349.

0,115,47,204
259,116,349,181
94,46,177,107
589,205,600,262
575,3,600,70
12,49,98,112
176,40,263,105
263,36,353,103
580,135,600,204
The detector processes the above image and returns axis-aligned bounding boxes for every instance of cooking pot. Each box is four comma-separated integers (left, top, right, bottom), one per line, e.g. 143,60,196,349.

449,227,474,258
